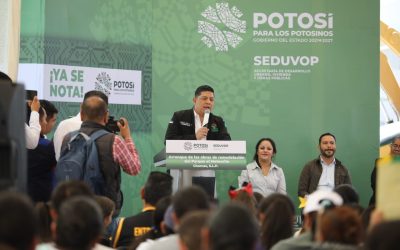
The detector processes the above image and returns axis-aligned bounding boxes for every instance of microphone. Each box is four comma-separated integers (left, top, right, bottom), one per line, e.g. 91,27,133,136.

203,109,210,127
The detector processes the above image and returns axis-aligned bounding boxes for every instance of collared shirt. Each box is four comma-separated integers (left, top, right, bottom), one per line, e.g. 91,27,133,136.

25,111,41,149
194,110,206,140
317,156,336,191
238,161,286,197
113,136,141,176
53,113,82,160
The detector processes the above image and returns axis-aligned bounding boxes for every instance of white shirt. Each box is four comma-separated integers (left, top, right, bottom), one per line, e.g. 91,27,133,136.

53,113,82,160
36,242,113,250
25,111,41,149
317,156,336,191
136,234,179,250
238,161,286,197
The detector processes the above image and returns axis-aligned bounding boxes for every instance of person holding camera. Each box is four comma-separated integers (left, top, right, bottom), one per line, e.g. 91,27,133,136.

60,95,141,217
54,90,110,160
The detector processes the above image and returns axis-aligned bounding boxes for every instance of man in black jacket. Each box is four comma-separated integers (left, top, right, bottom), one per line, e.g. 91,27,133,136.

165,85,231,197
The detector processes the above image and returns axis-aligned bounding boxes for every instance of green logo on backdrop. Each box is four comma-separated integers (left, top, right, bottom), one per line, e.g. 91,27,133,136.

198,2,247,52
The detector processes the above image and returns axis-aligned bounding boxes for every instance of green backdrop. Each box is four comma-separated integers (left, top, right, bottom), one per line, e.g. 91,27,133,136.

20,0,379,216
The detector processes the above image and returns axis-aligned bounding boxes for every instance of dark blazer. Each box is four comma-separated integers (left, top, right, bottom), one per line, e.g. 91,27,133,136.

165,108,231,141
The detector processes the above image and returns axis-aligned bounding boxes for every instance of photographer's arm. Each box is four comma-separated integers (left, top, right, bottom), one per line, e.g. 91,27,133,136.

113,117,141,175
26,96,41,149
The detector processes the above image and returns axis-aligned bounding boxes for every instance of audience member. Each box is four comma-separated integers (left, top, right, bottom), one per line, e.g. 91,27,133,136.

258,194,295,250
178,211,210,250
365,220,400,250
35,202,53,243
95,196,116,247
36,180,112,250
129,196,173,250
315,206,362,249
334,184,359,205
27,101,57,202
239,138,286,197
0,191,37,250
207,203,259,250
229,182,257,215
272,190,343,250
298,133,351,198
39,99,59,136
54,196,104,250
113,171,173,248
136,186,210,250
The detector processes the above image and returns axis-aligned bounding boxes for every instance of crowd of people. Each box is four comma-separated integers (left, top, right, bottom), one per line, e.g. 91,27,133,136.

1,74,399,249
0,176,399,250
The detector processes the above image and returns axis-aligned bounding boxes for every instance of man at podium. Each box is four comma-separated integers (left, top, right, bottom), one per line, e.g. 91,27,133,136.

165,85,231,197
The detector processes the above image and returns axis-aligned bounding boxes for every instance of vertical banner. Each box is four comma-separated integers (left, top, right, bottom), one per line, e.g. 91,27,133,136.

152,0,379,204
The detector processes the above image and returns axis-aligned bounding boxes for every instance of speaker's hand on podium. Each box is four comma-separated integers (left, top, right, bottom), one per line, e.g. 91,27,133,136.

196,127,209,140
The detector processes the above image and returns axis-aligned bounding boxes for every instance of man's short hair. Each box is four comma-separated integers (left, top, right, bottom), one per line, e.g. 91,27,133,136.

319,132,336,144
334,184,359,204
0,192,37,250
178,211,210,250
94,195,115,219
81,96,108,122
194,85,214,97
51,180,94,213
143,171,173,206
209,203,259,250
173,186,210,220
40,99,58,120
56,196,103,250
84,90,108,105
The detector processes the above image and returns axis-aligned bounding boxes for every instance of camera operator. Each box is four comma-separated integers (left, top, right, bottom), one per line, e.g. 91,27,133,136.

54,90,118,160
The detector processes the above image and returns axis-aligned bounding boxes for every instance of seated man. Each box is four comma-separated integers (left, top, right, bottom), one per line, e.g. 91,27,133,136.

113,171,173,248
298,133,351,198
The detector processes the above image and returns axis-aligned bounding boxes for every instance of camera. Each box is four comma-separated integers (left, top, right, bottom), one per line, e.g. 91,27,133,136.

105,116,124,134
26,90,37,101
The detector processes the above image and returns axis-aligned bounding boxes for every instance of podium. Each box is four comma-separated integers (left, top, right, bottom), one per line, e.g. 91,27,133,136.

159,140,247,197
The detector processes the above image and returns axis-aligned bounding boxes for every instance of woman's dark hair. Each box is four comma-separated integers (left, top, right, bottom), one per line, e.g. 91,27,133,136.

253,138,277,162
35,202,53,243
259,193,295,250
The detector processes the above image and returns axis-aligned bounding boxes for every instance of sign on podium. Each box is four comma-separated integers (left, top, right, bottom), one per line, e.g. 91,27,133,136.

165,140,247,170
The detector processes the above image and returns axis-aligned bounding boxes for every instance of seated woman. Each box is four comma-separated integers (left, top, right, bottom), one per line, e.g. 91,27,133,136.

238,138,286,197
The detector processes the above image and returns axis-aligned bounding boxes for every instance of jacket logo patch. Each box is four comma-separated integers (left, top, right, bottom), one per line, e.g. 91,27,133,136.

210,123,219,132
180,121,192,127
